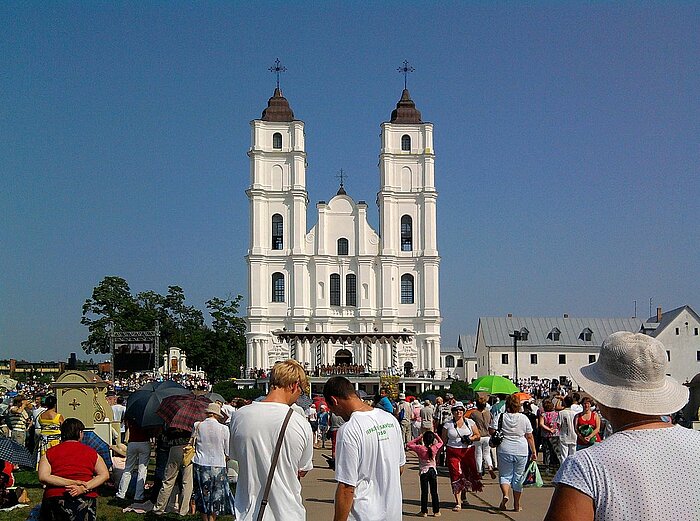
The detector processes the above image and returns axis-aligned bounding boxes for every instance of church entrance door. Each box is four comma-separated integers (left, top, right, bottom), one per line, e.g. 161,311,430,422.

404,361,414,377
335,348,353,366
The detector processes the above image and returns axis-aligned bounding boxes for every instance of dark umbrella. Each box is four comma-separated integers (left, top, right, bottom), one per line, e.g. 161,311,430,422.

158,394,212,432
125,380,191,428
204,392,226,404
81,431,113,469
0,437,35,468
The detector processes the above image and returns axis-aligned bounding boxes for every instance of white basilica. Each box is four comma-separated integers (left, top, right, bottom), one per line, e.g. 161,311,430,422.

245,86,441,376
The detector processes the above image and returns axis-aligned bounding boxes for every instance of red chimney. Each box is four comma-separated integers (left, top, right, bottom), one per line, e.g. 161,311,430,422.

656,306,662,322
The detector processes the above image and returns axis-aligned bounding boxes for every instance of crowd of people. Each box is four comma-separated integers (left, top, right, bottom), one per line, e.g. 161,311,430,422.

112,372,212,393
2,331,700,521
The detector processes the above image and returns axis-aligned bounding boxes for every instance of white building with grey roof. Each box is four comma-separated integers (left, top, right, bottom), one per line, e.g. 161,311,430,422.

475,315,642,382
440,334,478,382
641,305,700,384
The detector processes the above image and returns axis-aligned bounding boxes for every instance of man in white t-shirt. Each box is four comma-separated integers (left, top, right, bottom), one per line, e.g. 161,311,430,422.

230,360,313,521
323,376,406,521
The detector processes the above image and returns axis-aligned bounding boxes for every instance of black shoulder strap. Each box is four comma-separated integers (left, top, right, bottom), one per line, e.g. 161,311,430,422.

498,412,504,429
257,407,294,521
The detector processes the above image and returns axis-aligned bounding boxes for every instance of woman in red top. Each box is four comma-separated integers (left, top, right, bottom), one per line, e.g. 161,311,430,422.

574,397,601,450
38,418,109,521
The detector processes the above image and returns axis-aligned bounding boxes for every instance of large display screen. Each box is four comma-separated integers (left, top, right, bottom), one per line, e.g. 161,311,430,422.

113,342,155,372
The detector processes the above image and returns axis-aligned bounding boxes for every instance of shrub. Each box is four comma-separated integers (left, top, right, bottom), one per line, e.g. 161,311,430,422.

449,380,474,400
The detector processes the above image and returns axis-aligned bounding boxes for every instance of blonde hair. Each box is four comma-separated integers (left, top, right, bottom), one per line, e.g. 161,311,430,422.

270,359,309,395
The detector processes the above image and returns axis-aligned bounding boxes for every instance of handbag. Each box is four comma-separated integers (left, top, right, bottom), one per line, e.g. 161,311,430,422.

489,413,505,448
182,423,200,467
256,407,294,521
519,460,543,488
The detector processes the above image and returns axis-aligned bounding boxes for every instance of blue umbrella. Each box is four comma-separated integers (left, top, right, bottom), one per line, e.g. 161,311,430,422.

125,381,191,428
81,431,113,469
0,437,35,468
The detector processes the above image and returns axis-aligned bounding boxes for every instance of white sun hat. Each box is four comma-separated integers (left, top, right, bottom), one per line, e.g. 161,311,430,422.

571,331,688,416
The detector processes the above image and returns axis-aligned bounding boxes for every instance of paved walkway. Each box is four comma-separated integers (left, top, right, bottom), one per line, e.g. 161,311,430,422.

303,446,555,520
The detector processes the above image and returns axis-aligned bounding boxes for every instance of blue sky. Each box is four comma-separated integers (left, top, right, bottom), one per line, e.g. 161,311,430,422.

2,3,698,361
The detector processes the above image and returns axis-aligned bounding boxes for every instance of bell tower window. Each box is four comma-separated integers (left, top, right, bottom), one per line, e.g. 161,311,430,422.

271,214,283,250
401,134,411,151
271,273,285,302
330,274,341,306
272,132,282,149
345,274,357,307
337,238,349,256
401,274,414,304
401,215,413,251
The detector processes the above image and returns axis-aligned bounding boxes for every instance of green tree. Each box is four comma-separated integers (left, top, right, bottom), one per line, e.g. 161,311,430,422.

81,276,142,354
81,277,247,382
185,296,246,382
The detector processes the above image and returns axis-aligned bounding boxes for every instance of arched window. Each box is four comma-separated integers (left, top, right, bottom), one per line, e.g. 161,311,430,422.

345,274,357,307
271,214,283,250
400,274,414,304
401,134,411,151
445,355,455,368
272,132,282,149
400,215,413,251
330,274,341,306
337,238,349,256
271,273,285,302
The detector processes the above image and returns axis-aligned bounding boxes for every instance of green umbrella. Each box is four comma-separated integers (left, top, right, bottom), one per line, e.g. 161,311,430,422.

468,375,520,395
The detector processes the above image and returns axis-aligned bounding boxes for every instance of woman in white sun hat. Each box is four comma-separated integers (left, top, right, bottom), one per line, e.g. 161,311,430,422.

544,331,700,521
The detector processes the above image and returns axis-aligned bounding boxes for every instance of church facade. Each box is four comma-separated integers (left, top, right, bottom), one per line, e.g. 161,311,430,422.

245,87,442,376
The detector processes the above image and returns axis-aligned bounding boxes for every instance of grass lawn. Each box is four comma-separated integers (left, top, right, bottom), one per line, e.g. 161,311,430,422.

0,471,206,521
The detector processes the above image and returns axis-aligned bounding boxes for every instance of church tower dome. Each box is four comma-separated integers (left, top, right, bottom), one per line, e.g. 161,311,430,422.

390,89,422,124
261,88,295,122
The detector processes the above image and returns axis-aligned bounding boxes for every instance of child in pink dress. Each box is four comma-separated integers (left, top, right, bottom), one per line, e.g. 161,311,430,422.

407,431,444,516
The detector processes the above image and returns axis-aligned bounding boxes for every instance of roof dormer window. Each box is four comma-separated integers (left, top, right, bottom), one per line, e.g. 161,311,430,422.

579,328,593,342
519,327,529,341
548,327,561,341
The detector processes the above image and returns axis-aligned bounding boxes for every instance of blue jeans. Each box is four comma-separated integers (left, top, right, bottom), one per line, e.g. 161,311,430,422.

497,451,528,492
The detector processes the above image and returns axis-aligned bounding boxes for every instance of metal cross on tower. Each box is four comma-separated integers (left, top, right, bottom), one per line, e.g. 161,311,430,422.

268,58,287,89
397,60,415,90
335,168,348,189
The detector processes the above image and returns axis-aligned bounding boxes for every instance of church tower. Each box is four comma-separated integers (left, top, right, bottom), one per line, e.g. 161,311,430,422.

245,87,309,369
376,88,442,371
